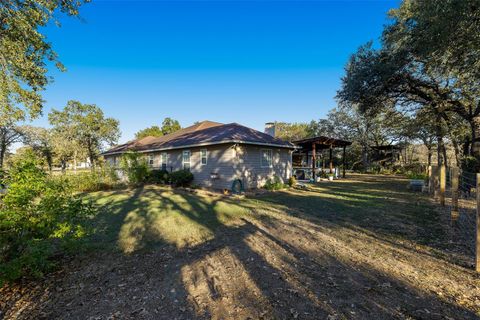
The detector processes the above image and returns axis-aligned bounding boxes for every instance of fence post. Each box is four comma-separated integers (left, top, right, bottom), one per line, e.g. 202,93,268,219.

476,173,480,272
440,165,446,206
451,167,459,225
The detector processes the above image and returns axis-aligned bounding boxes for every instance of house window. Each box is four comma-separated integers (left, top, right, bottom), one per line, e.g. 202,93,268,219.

183,150,191,170
148,154,154,167
261,149,273,167
200,149,207,165
161,152,168,171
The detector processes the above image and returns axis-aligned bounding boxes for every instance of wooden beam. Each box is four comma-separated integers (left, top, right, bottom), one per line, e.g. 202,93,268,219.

329,145,333,174
312,142,316,181
342,146,346,178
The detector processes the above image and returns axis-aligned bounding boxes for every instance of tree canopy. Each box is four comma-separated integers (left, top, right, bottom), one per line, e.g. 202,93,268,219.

337,0,480,168
135,125,163,139
134,118,182,140
0,0,87,125
161,118,181,135
49,101,120,170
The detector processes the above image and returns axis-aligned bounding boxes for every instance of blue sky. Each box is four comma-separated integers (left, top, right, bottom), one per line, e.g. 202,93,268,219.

34,0,398,142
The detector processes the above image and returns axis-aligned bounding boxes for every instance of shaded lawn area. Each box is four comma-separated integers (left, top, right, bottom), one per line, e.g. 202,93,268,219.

1,174,480,319
86,185,251,252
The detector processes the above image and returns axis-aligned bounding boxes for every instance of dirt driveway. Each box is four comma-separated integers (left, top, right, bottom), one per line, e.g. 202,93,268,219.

1,174,479,319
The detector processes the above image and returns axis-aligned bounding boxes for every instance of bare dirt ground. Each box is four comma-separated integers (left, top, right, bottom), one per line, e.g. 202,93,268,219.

1,174,480,319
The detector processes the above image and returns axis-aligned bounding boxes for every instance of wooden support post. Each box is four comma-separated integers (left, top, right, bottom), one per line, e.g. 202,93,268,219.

451,167,459,224
476,173,480,272
329,145,333,174
312,143,316,181
432,165,439,200
342,146,346,178
440,165,446,206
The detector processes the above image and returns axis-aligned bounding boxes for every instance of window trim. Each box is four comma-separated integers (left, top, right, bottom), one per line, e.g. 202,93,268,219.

160,152,168,170
183,150,191,170
261,149,273,168
148,154,155,166
200,149,207,165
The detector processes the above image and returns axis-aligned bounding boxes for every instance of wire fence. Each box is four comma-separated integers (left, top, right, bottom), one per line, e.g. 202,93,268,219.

430,166,479,271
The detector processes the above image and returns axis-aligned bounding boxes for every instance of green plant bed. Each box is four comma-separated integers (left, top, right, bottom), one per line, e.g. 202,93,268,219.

406,172,427,180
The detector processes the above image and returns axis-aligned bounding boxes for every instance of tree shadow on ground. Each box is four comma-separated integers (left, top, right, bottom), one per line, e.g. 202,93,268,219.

246,174,466,265
2,177,479,319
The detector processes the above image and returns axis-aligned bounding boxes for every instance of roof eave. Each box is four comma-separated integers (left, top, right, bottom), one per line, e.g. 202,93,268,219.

101,139,295,156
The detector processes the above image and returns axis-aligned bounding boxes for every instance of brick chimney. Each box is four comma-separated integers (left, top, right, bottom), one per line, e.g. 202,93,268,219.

264,122,276,137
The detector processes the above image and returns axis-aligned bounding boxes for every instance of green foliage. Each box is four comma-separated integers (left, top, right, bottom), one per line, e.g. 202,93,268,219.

338,0,480,165
161,118,181,135
169,169,194,187
49,101,120,169
274,122,311,142
461,156,480,173
386,0,480,88
0,0,86,125
0,153,95,284
0,125,25,168
147,169,170,184
288,176,297,187
135,125,163,139
319,171,328,179
21,126,54,170
120,152,150,185
57,166,122,193
264,176,286,191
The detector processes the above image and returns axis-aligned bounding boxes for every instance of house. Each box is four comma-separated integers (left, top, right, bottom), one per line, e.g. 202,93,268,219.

102,121,295,190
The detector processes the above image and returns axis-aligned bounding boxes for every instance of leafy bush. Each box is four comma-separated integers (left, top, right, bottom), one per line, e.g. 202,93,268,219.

120,151,150,185
148,169,170,184
288,176,297,187
54,165,122,192
0,154,95,284
170,169,194,187
264,176,286,191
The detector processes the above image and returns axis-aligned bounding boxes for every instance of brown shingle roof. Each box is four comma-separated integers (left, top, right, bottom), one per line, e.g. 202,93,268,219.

103,121,294,155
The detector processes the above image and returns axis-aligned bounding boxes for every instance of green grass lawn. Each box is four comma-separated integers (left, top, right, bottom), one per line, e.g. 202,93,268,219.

86,185,251,252
86,174,443,255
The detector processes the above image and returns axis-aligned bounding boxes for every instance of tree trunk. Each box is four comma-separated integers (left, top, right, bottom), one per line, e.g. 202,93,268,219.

0,144,5,169
470,116,480,159
427,146,432,168
451,138,460,167
361,144,369,170
463,136,471,159
88,147,96,171
46,152,53,172
435,114,445,167
442,144,448,168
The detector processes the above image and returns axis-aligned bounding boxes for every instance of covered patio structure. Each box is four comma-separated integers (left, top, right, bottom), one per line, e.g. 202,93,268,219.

292,136,352,181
